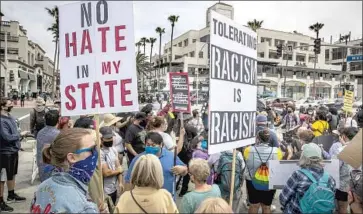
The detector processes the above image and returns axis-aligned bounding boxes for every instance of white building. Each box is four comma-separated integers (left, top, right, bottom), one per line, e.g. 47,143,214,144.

0,19,57,97
143,2,358,100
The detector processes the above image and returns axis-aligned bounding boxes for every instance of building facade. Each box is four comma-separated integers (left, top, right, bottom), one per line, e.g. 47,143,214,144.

143,3,359,101
0,19,57,98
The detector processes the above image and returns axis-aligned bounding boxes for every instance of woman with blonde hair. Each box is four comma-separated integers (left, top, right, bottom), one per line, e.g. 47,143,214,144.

195,197,233,213
180,158,221,213
115,154,178,213
30,128,105,213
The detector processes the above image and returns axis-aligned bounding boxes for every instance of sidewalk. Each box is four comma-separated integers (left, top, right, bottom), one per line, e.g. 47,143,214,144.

13,99,54,108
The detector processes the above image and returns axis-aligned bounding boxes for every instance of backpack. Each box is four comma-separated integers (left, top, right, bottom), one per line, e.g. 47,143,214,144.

251,147,273,191
34,108,48,132
298,169,335,214
215,152,244,196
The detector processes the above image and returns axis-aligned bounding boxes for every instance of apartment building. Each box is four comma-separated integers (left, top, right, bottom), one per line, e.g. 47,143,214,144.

144,2,358,100
0,19,57,97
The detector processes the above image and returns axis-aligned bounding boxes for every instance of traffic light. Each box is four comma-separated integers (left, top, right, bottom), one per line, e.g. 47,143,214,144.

314,38,321,54
276,44,283,58
9,72,14,82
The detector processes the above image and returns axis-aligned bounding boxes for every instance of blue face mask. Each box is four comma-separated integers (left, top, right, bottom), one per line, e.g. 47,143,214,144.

68,148,98,184
145,146,161,155
201,140,208,150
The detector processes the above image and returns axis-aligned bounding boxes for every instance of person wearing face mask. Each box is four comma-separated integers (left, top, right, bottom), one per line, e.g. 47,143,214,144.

125,132,188,196
125,112,148,164
280,105,299,131
30,128,107,213
180,159,221,213
99,126,124,205
0,98,28,212
329,127,359,214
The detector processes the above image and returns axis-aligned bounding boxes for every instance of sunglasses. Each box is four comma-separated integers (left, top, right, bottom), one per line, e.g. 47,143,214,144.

74,145,96,155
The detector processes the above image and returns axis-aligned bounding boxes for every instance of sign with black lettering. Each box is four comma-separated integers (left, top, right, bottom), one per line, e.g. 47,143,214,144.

208,11,258,154
59,1,138,116
169,72,191,113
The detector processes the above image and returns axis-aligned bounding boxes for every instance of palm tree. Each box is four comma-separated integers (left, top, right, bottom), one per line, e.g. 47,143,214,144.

168,15,179,72
136,52,151,92
140,37,149,55
247,19,263,32
135,41,142,53
155,27,165,91
45,6,59,98
149,38,157,63
309,22,324,98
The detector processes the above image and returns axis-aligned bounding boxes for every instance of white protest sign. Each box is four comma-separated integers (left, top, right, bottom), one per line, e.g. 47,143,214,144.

268,159,340,189
208,11,258,154
59,1,139,116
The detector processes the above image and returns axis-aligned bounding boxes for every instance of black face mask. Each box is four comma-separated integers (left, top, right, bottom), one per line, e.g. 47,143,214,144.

140,120,147,128
103,141,113,147
287,110,293,113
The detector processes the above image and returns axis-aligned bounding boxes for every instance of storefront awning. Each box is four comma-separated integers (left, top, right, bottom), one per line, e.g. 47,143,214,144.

18,70,28,79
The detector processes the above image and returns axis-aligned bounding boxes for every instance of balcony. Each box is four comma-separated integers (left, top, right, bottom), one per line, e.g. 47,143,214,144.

0,34,19,42
1,21,10,26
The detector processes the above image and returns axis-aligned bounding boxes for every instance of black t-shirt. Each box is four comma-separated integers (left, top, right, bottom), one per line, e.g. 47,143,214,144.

125,124,145,154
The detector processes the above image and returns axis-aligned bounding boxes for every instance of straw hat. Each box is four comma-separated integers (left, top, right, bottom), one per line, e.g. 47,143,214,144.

102,114,122,127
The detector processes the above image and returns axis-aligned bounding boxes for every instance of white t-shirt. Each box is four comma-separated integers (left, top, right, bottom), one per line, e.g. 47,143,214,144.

101,147,118,194
113,131,124,153
345,117,358,128
157,131,175,150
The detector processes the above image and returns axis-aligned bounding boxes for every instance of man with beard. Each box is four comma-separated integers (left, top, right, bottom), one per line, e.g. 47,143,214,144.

0,98,27,212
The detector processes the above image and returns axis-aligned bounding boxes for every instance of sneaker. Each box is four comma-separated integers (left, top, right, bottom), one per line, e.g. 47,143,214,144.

7,193,26,203
0,201,14,212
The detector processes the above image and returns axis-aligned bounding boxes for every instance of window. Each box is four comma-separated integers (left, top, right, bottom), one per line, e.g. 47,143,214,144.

351,48,363,55
189,51,195,57
300,43,309,51
325,49,330,61
169,56,172,61
296,55,305,62
178,42,182,47
287,41,297,48
283,54,292,61
175,55,183,60
199,51,203,58
168,48,171,52
260,37,272,46
192,39,197,43
274,39,285,47
269,51,279,59
332,48,344,60
258,52,265,58
184,39,189,47
308,55,318,63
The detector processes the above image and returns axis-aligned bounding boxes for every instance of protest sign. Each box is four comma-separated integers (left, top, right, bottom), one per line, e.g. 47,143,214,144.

338,128,362,169
268,159,340,189
59,1,139,117
169,72,191,113
208,11,258,155
343,90,354,112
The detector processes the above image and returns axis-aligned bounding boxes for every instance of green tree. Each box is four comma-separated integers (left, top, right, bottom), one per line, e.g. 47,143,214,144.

247,19,263,32
45,6,59,98
168,15,179,72
149,38,157,63
140,37,149,55
135,41,142,53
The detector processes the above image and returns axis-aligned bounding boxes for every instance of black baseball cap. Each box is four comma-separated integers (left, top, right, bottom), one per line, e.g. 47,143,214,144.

99,126,115,139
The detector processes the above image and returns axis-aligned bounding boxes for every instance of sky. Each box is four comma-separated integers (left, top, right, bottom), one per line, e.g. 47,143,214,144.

1,1,362,60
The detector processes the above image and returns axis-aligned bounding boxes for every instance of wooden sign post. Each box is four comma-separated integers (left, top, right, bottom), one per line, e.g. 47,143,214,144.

229,149,237,205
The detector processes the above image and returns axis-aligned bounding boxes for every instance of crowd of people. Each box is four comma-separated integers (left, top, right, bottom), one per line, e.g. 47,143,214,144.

0,96,363,213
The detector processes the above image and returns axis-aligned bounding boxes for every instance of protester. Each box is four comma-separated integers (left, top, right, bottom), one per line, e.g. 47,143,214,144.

125,112,147,164
125,132,188,196
289,129,314,160
99,126,124,205
195,197,234,213
20,93,25,107
348,170,363,214
329,127,359,214
328,107,339,131
30,97,48,137
256,114,279,147
30,128,105,213
279,143,336,214
311,110,330,137
244,128,283,214
188,109,205,135
73,116,94,130
102,114,125,163
180,158,221,213
36,109,60,182
280,104,299,131
146,116,175,151
115,154,178,213
344,111,358,128
0,98,27,212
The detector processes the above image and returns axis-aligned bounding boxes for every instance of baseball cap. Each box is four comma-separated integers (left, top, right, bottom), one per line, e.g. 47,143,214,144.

256,115,268,124
73,117,94,129
135,112,147,120
99,126,115,139
302,143,322,159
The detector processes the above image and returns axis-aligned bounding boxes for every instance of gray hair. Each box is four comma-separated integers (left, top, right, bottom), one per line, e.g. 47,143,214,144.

299,155,324,168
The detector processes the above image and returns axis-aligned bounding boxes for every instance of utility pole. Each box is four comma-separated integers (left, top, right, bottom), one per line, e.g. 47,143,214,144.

339,33,350,94
282,45,293,97
313,38,321,98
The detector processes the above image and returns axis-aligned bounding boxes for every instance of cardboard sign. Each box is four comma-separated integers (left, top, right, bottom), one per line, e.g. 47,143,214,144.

343,90,354,112
169,72,191,113
59,1,139,116
268,159,340,189
338,129,362,169
208,11,258,154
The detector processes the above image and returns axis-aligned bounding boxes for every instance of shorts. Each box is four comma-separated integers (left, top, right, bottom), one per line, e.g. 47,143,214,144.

246,179,276,206
335,189,348,202
0,153,19,181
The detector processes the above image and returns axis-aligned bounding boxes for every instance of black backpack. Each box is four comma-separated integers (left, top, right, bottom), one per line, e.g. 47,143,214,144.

34,108,48,131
